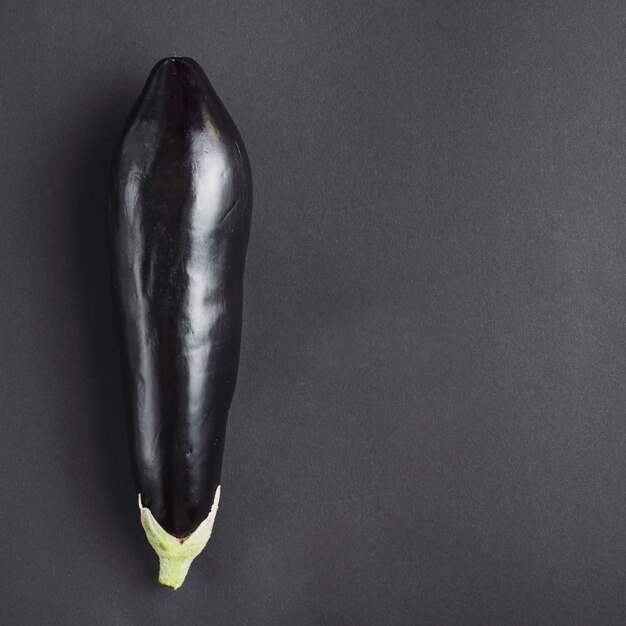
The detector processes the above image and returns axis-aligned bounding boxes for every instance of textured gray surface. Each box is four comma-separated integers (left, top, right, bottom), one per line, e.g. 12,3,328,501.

2,1,626,624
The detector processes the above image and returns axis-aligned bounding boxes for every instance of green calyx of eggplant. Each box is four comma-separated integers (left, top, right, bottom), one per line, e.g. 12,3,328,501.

139,486,221,589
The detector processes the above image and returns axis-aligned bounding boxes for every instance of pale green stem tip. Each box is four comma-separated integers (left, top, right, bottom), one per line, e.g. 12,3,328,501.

138,485,221,589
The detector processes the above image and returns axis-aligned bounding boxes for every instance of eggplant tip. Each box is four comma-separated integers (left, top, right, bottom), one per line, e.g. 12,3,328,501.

138,486,221,589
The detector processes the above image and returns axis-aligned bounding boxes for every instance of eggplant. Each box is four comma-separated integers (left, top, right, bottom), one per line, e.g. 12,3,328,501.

107,57,252,588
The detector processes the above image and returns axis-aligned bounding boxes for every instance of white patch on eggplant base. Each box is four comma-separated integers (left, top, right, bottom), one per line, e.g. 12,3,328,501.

138,486,221,589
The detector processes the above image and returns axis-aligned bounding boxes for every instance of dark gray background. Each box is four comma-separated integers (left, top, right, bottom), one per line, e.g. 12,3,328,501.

1,0,626,624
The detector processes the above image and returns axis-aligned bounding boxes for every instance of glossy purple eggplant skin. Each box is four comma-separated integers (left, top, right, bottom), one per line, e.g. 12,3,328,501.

107,57,252,537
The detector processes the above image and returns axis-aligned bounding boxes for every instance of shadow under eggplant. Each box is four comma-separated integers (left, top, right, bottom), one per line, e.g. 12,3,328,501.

69,78,156,586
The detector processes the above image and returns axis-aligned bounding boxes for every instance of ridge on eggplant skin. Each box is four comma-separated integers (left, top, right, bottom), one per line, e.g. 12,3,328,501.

108,57,252,538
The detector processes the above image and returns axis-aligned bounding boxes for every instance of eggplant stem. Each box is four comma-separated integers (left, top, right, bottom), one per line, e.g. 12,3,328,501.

138,486,221,589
